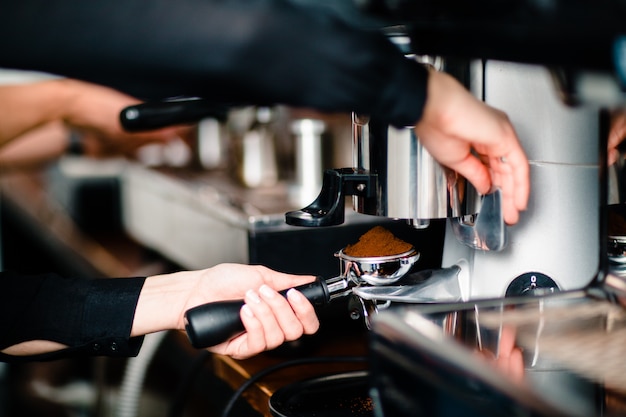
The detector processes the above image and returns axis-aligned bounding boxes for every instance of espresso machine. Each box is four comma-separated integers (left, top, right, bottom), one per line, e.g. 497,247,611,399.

119,1,626,414
442,60,601,299
283,1,626,300
348,2,625,416
278,2,626,415
285,51,603,305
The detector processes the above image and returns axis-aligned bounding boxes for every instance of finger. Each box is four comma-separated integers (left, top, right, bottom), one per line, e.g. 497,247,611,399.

207,304,264,360
235,303,268,357
447,153,492,196
259,285,304,341
608,116,626,166
507,146,530,212
244,288,284,350
609,148,619,166
509,348,525,383
495,355,511,376
490,156,519,225
609,113,626,149
498,326,518,358
458,103,530,215
287,289,320,335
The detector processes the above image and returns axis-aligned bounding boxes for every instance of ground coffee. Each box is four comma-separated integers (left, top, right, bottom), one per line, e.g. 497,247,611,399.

343,226,413,257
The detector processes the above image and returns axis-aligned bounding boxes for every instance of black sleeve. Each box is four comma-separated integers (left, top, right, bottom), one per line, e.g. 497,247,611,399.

0,0,428,127
0,271,146,362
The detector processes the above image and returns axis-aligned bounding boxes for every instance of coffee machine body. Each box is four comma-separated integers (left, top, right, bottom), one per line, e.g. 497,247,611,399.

441,60,601,299
283,55,608,417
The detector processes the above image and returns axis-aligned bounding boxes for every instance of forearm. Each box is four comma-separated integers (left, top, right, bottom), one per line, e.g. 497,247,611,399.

0,0,428,127
0,272,145,362
0,272,194,359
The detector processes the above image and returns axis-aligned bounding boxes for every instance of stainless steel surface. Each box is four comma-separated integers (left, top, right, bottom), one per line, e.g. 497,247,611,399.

352,265,463,303
325,275,353,300
122,163,249,269
233,107,279,188
290,118,326,207
351,112,481,222
371,290,608,417
196,117,228,170
478,296,626,386
120,162,305,269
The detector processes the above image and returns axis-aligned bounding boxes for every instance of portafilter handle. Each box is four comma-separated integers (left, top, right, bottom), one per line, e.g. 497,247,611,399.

120,97,229,132
184,276,350,348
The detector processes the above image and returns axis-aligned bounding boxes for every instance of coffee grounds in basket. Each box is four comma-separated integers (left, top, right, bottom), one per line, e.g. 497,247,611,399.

343,226,413,257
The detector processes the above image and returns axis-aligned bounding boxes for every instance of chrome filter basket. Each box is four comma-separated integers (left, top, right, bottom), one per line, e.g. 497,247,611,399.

335,248,420,286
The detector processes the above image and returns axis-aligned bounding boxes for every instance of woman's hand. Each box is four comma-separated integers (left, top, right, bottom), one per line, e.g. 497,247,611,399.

0,78,194,159
415,69,530,225
60,78,194,158
136,264,320,360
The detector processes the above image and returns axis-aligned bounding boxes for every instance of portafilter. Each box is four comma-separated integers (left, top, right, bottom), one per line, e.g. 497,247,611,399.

184,248,419,348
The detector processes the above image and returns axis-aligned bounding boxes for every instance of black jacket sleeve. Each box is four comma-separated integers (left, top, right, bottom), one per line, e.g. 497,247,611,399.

0,0,428,127
0,271,145,362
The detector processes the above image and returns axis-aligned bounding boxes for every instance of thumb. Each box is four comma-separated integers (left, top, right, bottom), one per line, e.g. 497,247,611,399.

270,273,317,291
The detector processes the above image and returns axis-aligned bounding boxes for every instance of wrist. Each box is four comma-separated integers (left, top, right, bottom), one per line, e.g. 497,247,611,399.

132,271,199,336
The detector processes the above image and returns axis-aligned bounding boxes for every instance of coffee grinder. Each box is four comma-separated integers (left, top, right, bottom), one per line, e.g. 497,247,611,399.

442,60,601,299
286,63,601,304
284,3,626,415
282,25,624,416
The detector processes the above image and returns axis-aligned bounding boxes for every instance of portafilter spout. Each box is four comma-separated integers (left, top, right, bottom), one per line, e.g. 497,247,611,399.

353,265,465,303
184,249,420,348
449,188,508,251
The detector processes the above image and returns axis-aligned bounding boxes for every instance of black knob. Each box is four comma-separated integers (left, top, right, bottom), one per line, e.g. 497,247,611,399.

505,272,560,297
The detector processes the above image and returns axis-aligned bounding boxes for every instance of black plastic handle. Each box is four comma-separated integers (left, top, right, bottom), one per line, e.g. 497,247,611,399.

120,98,229,132
184,277,330,349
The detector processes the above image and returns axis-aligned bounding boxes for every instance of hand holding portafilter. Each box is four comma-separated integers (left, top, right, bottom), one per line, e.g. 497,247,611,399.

184,246,419,348
184,277,332,348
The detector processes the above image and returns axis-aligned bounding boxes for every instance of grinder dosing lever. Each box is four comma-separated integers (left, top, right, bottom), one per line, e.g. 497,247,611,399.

184,276,351,348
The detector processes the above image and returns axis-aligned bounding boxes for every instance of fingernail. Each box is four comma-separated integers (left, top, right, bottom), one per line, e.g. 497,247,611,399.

246,289,261,304
241,304,254,318
259,284,275,299
287,288,304,303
